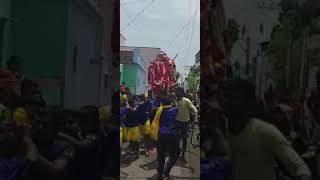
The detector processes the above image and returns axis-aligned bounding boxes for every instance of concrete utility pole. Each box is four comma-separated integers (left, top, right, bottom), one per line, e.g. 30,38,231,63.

286,34,292,89
300,28,309,98
246,37,250,76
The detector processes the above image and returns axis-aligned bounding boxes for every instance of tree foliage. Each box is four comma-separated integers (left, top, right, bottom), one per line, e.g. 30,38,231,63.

176,71,180,80
268,0,320,98
224,18,240,54
185,65,200,91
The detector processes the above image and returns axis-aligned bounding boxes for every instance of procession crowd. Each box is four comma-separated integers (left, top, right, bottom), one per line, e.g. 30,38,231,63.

120,84,199,180
0,56,119,180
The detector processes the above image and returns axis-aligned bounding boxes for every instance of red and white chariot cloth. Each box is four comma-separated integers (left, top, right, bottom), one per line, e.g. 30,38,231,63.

148,51,177,93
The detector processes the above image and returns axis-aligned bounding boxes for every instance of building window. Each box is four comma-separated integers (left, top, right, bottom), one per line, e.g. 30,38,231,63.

104,74,108,88
72,46,78,72
259,24,264,34
242,25,246,35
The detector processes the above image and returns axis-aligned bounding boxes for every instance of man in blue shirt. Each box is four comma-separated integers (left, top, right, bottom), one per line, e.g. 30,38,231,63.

157,97,180,180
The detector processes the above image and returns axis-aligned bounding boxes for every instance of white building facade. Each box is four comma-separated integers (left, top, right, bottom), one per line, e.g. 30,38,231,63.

120,33,126,46
224,0,279,98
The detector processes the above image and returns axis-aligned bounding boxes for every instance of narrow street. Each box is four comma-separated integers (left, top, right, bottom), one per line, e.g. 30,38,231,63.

120,127,200,180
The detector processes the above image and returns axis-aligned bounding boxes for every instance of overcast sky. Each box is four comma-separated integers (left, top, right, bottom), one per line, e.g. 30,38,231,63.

120,0,200,79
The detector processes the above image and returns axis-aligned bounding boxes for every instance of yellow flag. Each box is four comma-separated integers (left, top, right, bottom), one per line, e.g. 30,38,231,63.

13,107,30,127
99,106,111,122
120,127,123,146
123,94,128,100
150,104,171,141
150,105,163,141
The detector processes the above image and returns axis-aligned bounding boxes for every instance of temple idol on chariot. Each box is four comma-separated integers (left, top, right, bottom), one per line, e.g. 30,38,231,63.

148,51,177,95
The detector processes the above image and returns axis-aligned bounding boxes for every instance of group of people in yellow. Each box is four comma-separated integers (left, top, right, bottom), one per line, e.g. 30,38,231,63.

120,87,199,179
120,93,161,155
120,87,199,158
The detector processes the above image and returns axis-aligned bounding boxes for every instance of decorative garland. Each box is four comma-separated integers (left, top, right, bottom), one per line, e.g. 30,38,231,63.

148,51,177,93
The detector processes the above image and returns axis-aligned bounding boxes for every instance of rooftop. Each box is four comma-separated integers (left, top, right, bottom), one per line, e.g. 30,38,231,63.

120,49,133,64
121,46,160,49
121,46,161,65
120,33,127,40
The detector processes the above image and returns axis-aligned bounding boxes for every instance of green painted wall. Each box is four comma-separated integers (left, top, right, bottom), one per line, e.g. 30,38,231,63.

0,0,11,17
6,0,69,106
122,64,137,94
0,22,4,63
120,64,123,83
0,0,12,67
9,0,67,77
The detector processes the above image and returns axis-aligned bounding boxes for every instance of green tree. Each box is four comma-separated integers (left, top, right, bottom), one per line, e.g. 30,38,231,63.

224,18,240,62
176,71,180,80
268,0,320,98
185,66,200,91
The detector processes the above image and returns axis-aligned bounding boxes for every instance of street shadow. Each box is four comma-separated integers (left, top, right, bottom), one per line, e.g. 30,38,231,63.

139,148,150,156
185,150,200,157
191,144,200,149
120,151,139,168
139,141,148,149
120,171,129,179
146,174,200,180
146,173,158,180
175,157,195,173
139,159,158,170
168,176,200,179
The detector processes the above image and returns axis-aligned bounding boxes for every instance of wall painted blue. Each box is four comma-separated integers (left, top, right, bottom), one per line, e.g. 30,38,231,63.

133,48,146,94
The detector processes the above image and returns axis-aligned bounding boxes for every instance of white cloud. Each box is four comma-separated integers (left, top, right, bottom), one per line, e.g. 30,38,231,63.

170,0,200,18
121,0,200,77
145,13,161,20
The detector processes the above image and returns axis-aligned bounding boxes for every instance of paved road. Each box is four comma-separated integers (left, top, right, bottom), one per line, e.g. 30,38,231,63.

120,127,200,180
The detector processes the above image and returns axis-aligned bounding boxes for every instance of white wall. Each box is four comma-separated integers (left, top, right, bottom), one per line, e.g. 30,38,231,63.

120,34,126,46
64,0,102,109
224,0,279,97
136,66,146,95
100,0,113,105
224,0,278,71
120,46,160,91
133,49,146,94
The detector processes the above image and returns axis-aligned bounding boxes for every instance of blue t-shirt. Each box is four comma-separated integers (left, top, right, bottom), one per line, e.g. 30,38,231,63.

137,103,148,124
124,110,140,127
145,99,153,111
0,157,32,180
158,107,177,135
120,107,127,125
152,100,160,109
200,158,232,180
149,100,160,122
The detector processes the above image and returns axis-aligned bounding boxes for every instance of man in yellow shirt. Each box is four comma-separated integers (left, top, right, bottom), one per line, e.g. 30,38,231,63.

221,79,311,180
175,87,198,162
